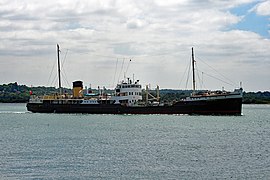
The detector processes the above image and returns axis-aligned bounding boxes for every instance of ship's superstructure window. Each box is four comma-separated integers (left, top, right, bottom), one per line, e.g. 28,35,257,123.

117,84,141,89
111,77,143,106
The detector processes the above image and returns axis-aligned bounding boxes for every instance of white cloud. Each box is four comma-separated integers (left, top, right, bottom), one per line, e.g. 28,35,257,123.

126,19,146,29
253,0,270,16
0,0,269,91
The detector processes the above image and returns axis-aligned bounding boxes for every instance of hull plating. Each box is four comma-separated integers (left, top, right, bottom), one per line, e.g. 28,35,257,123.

27,98,242,115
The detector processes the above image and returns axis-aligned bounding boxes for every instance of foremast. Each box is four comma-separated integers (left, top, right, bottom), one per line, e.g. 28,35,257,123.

57,44,62,95
192,47,196,94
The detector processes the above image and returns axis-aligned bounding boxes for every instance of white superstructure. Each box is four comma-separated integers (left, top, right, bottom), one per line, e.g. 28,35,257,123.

111,78,143,106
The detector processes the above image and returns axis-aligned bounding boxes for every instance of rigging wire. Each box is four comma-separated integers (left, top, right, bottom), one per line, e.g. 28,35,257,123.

47,48,69,88
50,73,58,88
60,49,71,88
195,56,237,87
196,70,203,90
61,70,70,87
61,49,69,68
185,56,192,90
180,53,236,90
178,57,191,89
195,63,205,90
201,72,204,89
124,59,132,78
48,53,58,88
196,69,235,87
61,71,71,90
46,58,56,87
117,58,125,83
112,58,119,87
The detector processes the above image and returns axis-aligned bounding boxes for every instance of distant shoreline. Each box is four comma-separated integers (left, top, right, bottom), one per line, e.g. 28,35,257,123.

1,82,270,104
1,102,270,105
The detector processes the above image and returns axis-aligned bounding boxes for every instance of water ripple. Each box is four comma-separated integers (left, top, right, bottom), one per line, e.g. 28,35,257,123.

0,104,270,179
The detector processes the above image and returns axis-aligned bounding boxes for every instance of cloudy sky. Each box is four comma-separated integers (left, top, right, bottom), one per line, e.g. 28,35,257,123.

0,0,270,91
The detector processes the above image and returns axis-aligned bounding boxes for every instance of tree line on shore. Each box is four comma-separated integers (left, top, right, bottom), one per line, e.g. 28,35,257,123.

1,82,270,104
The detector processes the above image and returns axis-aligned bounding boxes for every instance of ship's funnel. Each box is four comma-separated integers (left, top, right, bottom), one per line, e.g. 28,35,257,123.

73,81,83,98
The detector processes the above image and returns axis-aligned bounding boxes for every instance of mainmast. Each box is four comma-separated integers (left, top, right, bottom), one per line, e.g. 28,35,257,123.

192,47,196,93
57,44,62,95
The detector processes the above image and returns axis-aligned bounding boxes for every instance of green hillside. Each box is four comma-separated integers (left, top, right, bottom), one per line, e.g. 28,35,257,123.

0,82,270,104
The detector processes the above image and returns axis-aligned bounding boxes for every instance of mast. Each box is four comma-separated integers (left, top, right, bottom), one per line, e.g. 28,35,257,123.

192,47,196,93
57,44,62,95
146,85,149,106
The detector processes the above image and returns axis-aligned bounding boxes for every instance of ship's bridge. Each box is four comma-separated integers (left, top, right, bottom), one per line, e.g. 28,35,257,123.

111,78,142,106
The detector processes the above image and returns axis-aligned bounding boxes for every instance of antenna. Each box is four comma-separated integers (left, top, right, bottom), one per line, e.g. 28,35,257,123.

125,59,132,77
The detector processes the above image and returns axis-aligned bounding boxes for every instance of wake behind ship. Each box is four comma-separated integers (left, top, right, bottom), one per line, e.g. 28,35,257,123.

27,45,243,115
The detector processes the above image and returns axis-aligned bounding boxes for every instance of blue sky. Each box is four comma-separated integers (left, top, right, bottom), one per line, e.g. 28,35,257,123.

0,0,270,91
230,2,270,38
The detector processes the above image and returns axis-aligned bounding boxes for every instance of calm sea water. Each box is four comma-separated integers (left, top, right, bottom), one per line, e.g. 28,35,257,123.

0,104,269,179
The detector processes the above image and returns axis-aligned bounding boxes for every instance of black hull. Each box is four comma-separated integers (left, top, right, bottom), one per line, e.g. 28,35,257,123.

27,98,242,115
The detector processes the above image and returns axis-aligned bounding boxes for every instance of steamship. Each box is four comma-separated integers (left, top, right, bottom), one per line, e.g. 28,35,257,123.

26,45,243,115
